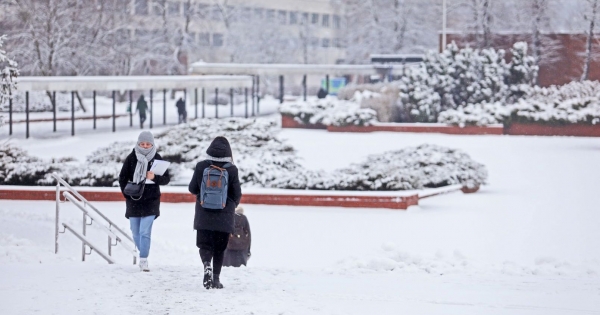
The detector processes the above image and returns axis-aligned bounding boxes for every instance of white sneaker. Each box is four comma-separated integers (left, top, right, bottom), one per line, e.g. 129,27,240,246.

139,258,150,272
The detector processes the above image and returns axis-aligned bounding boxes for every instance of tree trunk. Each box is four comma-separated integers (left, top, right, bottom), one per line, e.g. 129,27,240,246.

582,0,598,81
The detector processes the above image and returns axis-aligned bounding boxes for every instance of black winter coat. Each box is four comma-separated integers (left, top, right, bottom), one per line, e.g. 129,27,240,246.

119,150,170,219
188,160,242,233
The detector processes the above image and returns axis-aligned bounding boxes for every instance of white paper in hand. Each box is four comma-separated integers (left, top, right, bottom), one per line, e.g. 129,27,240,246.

150,160,171,176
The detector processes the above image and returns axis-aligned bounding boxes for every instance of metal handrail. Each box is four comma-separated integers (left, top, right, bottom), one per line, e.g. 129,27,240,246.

51,172,133,243
61,223,115,264
63,192,138,257
52,172,138,264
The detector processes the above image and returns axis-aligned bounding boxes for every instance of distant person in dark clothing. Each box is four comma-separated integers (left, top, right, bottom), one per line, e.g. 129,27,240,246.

317,87,328,99
175,97,187,124
188,136,242,290
223,206,251,267
135,94,149,129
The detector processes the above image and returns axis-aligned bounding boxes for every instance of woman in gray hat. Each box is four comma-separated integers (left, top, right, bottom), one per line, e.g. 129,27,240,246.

118,131,170,272
189,136,242,289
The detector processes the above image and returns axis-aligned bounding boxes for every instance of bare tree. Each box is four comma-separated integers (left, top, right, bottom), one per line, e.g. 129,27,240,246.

0,34,18,127
582,0,599,81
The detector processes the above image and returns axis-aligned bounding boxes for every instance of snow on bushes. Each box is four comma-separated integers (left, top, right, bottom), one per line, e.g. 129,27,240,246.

153,118,304,187
279,98,377,126
337,42,537,124
284,144,487,191
508,80,600,125
1,119,488,190
438,102,508,126
438,81,600,126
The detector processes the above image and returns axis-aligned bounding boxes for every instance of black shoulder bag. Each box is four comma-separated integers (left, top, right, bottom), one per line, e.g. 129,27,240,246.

124,180,145,200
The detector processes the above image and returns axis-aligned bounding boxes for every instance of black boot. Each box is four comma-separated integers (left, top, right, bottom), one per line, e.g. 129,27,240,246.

212,274,224,289
203,264,213,290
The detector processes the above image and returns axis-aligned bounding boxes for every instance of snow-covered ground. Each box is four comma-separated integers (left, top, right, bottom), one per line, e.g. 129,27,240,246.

1,121,600,314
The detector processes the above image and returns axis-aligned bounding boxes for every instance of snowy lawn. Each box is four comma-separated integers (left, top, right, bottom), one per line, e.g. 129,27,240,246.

1,125,600,314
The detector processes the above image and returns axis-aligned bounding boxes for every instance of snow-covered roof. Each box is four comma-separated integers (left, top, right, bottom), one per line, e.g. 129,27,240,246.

188,62,397,75
15,75,253,91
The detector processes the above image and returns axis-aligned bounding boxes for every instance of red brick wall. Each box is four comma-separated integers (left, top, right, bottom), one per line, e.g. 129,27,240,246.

281,115,327,129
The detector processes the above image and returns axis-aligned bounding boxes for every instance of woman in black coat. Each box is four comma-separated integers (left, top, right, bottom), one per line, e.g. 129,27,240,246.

189,136,242,289
118,131,170,272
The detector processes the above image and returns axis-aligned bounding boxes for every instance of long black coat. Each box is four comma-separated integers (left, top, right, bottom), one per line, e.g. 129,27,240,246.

118,150,170,218
188,160,242,233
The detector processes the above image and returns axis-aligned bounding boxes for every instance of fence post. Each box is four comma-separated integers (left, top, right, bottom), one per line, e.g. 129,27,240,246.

202,88,205,118
326,74,330,93
112,91,116,132
93,91,97,130
163,89,167,125
279,75,284,104
26,91,30,139
230,88,234,117
257,76,260,114
303,74,307,101
52,91,56,132
150,89,153,129
251,76,255,117
71,91,74,136
129,90,133,127
245,88,248,118
8,92,12,135
215,88,219,119
195,88,198,119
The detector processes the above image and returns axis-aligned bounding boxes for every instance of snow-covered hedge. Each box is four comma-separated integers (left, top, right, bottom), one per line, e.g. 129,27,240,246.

508,80,600,125
277,144,487,190
279,98,377,126
438,81,600,126
337,42,537,124
438,102,508,126
1,119,488,190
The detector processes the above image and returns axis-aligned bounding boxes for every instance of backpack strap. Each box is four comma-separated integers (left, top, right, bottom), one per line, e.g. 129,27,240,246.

222,162,232,168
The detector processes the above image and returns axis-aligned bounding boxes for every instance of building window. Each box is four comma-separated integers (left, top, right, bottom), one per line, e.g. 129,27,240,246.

199,32,210,46
333,15,341,29
116,29,131,42
266,9,275,21
134,0,148,15
189,32,197,43
311,13,319,24
278,10,287,24
213,33,224,47
241,6,252,21
289,11,298,25
322,38,330,48
183,2,193,16
322,14,330,27
210,5,221,20
152,0,165,15
301,12,309,24
254,8,263,19
310,37,319,47
333,38,341,48
168,1,180,16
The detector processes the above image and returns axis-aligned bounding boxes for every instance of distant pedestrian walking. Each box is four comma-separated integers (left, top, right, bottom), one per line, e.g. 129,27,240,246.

317,87,328,99
175,97,187,124
135,94,149,129
223,206,251,267
118,131,170,272
189,136,242,289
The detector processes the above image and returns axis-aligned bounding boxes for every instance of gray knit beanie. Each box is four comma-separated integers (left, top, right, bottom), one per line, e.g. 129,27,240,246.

137,131,155,145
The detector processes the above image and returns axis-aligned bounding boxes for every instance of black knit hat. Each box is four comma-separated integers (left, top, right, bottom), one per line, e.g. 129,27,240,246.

206,136,232,158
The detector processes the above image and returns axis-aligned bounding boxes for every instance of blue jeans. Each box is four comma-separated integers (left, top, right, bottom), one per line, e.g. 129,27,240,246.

129,215,155,258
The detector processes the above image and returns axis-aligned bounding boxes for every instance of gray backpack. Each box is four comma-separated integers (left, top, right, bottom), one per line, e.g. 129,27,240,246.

200,162,231,210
